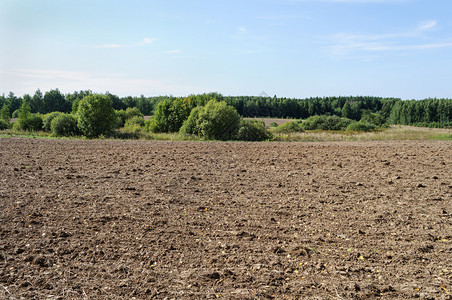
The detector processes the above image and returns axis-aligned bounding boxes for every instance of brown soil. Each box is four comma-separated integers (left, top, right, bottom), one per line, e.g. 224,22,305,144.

0,138,451,299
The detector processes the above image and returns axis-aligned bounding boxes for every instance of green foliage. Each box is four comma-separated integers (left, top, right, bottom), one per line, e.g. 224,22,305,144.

179,100,240,140
14,101,43,131
301,115,354,131
31,89,44,113
179,106,203,136
196,100,241,140
15,114,43,131
0,104,10,121
236,119,273,141
116,107,144,128
124,116,145,133
389,98,452,127
152,98,195,133
43,112,64,132
51,114,79,136
125,107,143,119
0,119,9,130
12,109,20,118
273,121,303,134
43,89,68,114
77,94,116,138
18,100,31,121
346,122,376,132
144,116,157,133
270,122,279,127
360,110,386,127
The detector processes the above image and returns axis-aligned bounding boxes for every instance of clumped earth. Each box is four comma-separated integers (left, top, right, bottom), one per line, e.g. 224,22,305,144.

0,138,451,299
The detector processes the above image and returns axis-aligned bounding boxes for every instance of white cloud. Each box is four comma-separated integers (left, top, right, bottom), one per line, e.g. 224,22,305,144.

94,38,156,49
165,49,182,54
417,20,437,31
0,68,206,96
323,20,450,58
232,27,248,39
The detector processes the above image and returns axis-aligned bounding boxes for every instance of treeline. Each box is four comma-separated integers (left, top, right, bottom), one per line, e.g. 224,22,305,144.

0,89,163,116
1,89,452,127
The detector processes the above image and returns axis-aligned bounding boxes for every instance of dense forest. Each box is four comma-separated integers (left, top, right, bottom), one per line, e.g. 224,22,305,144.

1,89,451,127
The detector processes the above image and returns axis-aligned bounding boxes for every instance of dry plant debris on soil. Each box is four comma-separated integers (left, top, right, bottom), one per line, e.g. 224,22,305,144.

0,138,451,299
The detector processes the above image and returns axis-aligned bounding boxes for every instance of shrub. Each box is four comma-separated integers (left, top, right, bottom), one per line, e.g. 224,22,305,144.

301,115,354,131
153,98,192,133
115,110,127,128
116,107,144,128
179,106,203,136
360,110,386,127
236,119,273,141
269,122,279,127
179,100,240,140
0,119,9,130
144,116,157,133
196,100,241,140
14,101,43,131
77,94,116,138
12,109,20,118
273,121,303,134
346,122,376,132
43,112,63,132
0,104,10,122
124,116,145,133
51,114,79,136
14,114,43,131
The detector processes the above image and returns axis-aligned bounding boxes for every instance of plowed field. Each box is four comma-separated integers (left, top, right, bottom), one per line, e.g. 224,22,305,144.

1,138,451,299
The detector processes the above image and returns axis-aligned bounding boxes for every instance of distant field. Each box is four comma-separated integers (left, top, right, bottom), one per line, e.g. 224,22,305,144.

245,117,293,126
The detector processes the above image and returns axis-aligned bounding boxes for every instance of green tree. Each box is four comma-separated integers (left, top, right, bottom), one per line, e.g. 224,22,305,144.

196,100,241,140
43,112,64,132
0,104,10,122
77,94,116,138
51,114,79,137
14,100,43,131
43,89,68,113
236,119,272,141
30,89,44,113
7,92,21,114
153,98,192,133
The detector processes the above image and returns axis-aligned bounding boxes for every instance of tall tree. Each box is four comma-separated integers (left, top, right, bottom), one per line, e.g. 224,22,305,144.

43,89,67,113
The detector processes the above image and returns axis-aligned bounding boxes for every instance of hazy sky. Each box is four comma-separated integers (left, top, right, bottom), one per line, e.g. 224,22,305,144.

1,0,452,99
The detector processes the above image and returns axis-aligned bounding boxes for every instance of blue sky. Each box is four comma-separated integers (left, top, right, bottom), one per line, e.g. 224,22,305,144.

1,0,452,99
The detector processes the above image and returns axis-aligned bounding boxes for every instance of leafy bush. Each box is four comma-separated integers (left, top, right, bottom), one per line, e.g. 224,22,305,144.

77,94,116,138
179,106,203,136
51,114,79,136
0,104,10,122
14,101,43,131
12,109,19,118
116,107,144,128
14,114,43,131
273,121,303,134
43,112,63,132
144,116,157,133
236,119,273,141
346,122,376,132
0,119,9,130
196,100,241,140
179,100,240,140
301,115,354,131
270,122,279,127
152,98,192,133
360,110,386,127
124,116,145,133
